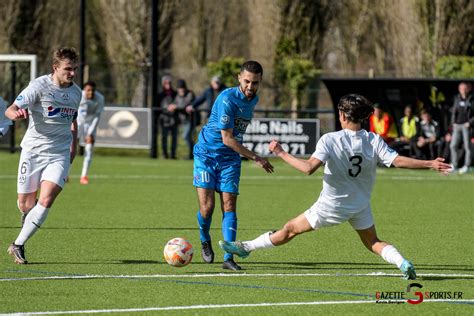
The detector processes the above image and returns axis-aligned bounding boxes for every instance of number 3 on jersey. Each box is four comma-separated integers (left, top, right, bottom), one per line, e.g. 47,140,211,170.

348,155,362,177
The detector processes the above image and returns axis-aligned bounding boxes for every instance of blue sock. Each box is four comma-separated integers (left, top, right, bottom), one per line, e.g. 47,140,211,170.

197,210,212,242
222,212,237,261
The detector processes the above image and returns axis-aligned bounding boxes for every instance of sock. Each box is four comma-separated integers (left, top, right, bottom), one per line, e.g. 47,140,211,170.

242,232,275,251
81,143,93,177
222,212,237,261
242,231,275,252
197,210,212,242
380,245,405,268
15,203,50,245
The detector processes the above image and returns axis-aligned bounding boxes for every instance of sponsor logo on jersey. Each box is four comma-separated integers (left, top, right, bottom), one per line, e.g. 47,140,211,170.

234,117,251,133
47,106,61,116
16,95,24,101
47,105,77,120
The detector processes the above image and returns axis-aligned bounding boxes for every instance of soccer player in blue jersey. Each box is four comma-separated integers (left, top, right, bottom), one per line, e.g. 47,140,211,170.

193,61,274,270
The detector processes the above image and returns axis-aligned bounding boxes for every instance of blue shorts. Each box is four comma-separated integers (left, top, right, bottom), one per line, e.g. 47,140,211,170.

193,153,241,195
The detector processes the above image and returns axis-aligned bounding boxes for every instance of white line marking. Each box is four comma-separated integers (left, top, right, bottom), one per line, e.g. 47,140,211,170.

1,272,473,282
0,174,472,181
2,299,473,315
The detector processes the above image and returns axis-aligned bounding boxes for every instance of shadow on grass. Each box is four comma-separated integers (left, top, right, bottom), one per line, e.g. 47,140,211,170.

419,275,474,281
232,261,474,273
22,260,473,275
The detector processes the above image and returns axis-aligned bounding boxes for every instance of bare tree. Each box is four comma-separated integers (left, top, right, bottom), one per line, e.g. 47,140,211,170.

91,0,179,106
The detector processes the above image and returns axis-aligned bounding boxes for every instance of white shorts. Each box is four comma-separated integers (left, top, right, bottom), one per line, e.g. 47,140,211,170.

17,151,70,193
304,203,374,231
77,122,96,140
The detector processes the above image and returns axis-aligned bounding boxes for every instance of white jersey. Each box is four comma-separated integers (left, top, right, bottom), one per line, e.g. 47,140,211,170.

14,75,81,157
312,129,398,213
77,91,105,135
0,96,12,136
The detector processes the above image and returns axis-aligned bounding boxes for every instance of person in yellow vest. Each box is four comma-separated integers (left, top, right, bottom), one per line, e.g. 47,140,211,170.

392,105,420,157
369,103,398,144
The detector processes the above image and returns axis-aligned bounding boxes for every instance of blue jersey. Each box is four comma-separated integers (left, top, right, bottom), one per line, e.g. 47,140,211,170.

194,87,258,157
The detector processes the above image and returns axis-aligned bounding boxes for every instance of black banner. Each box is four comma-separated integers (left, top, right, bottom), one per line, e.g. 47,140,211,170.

243,118,320,157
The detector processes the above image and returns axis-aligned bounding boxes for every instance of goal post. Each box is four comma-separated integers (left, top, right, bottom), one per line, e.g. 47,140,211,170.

0,54,37,152
0,54,37,82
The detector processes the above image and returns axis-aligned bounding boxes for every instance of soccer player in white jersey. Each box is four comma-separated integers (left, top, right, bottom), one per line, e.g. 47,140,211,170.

220,94,452,280
77,81,104,184
5,47,82,264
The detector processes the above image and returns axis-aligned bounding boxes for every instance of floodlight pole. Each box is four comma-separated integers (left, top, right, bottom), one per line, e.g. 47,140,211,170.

79,0,86,87
9,62,16,153
150,0,159,158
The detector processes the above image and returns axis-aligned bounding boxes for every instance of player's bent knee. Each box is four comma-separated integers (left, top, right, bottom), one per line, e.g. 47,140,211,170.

18,200,35,213
38,196,56,208
199,207,214,218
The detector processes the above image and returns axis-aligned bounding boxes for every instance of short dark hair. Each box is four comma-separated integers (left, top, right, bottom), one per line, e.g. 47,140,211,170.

52,47,78,66
83,81,96,89
337,94,374,123
240,60,263,76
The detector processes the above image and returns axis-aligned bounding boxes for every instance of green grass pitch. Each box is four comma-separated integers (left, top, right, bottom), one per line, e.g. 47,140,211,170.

0,151,473,315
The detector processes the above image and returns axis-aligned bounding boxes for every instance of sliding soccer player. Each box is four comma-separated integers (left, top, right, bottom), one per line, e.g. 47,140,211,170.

221,94,451,279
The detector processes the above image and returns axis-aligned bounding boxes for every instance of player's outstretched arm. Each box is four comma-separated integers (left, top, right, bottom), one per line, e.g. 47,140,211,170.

221,128,274,173
5,104,28,121
269,140,323,175
392,156,451,175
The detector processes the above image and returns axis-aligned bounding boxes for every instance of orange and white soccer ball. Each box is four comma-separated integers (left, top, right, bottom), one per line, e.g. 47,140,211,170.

163,237,194,267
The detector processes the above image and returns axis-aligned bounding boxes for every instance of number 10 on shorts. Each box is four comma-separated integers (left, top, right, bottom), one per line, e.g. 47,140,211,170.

200,171,210,183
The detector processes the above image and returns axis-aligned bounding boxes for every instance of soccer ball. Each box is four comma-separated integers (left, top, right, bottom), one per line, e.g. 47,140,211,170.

163,237,193,267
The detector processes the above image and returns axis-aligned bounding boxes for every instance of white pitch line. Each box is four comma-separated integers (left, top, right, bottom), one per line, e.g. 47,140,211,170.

1,272,473,282
2,299,474,315
0,173,472,181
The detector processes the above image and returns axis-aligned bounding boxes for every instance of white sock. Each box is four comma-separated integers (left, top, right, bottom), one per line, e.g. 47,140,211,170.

380,245,405,268
15,203,50,245
242,231,275,252
81,143,93,177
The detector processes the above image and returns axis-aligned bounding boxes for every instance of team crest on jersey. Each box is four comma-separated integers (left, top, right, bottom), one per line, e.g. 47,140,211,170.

61,93,70,101
220,115,230,125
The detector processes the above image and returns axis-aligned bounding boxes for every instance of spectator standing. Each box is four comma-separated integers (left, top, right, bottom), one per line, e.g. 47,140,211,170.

174,79,195,159
449,82,473,174
186,76,227,121
158,75,178,159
